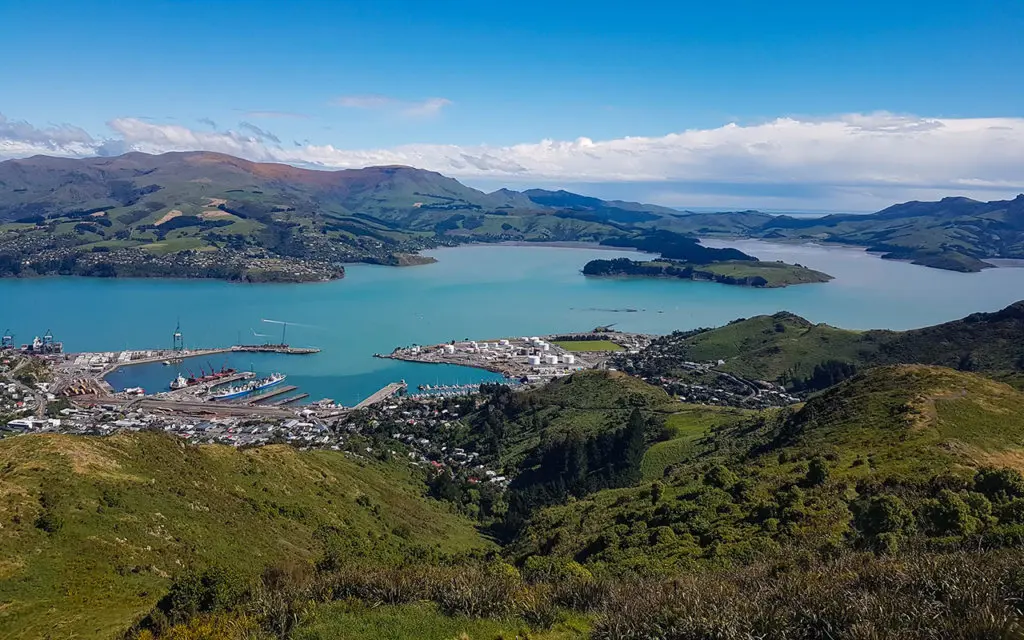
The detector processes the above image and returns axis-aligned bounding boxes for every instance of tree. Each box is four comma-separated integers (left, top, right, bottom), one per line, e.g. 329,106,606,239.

855,495,915,538
651,481,664,505
974,467,1024,503
922,490,979,536
807,456,829,486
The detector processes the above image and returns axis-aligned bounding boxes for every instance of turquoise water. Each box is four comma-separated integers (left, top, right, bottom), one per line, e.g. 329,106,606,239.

1,242,1023,405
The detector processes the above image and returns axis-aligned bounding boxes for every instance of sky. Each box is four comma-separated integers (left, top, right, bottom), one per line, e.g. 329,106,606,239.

1,0,1023,211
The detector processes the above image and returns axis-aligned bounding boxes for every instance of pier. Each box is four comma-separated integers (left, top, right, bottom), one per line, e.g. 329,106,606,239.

354,382,408,409
232,344,320,355
270,393,308,406
249,385,299,404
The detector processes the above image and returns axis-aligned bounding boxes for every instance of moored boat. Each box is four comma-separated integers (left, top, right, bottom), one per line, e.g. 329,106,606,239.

210,373,286,401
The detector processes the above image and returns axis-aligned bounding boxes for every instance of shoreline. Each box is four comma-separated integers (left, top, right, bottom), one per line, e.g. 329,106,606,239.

492,240,647,252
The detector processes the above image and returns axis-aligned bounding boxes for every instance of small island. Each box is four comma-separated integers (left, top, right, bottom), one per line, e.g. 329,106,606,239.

582,230,833,287
582,257,833,287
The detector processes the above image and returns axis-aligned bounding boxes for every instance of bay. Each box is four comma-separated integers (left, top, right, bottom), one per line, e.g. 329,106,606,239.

1,242,1023,406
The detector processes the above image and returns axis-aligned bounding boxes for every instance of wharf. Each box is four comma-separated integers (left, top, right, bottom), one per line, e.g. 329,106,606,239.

271,393,308,406
354,382,408,410
166,372,252,395
232,344,320,355
248,385,299,404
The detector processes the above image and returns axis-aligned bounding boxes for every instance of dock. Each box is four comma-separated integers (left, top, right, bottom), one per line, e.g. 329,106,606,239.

249,385,299,404
354,382,408,410
232,344,320,355
270,393,308,406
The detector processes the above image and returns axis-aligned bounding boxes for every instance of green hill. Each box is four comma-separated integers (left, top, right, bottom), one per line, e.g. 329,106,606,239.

0,152,683,281
661,195,1024,272
620,301,1024,391
0,431,491,639
511,366,1024,571
465,370,677,468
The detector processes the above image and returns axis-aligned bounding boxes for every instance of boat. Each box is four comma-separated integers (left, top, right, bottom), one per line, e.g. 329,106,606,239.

210,373,286,401
167,365,238,390
162,360,171,366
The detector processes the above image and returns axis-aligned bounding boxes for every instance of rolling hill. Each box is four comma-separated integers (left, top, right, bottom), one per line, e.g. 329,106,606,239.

664,195,1024,272
2,151,1023,281
619,300,1024,390
0,151,693,281
512,365,1024,568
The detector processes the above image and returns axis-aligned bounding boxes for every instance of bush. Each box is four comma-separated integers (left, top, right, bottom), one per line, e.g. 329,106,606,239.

806,456,829,486
974,467,1024,503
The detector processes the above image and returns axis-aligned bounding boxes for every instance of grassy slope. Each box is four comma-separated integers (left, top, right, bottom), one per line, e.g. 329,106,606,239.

641,406,752,482
699,260,833,286
512,366,1024,567
657,312,872,382
465,370,678,469
0,432,490,639
626,301,1024,386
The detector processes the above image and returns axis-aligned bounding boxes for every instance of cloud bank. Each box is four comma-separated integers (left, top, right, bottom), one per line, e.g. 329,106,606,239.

0,111,1022,209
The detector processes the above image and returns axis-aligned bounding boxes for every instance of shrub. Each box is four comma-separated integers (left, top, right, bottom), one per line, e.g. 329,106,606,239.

806,456,829,486
974,467,1024,503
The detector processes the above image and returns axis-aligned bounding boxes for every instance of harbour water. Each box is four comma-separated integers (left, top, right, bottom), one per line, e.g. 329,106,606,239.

2,242,1023,406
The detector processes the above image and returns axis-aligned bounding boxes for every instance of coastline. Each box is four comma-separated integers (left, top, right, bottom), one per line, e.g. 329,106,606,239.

494,240,646,252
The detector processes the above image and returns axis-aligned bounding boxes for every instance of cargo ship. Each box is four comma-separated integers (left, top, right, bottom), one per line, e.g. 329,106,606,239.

168,365,238,390
210,373,286,401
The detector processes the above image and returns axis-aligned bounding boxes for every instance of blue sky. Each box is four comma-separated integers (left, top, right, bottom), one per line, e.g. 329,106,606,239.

1,0,1023,210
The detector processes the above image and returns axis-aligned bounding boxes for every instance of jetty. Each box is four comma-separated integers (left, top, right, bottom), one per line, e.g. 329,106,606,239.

249,385,299,404
270,393,308,406
354,382,408,410
232,344,320,355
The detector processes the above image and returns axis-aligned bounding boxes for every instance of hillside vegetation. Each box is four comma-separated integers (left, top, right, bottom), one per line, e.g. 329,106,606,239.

7,334,1024,637
122,365,1024,640
0,432,490,639
619,300,1024,391
513,366,1024,570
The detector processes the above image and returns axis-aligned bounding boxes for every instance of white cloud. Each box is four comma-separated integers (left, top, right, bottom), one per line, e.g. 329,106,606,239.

332,94,453,118
1,111,1022,209
400,97,452,118
243,110,309,120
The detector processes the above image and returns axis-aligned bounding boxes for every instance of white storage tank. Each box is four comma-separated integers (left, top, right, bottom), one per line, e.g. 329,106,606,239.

541,343,550,351
563,354,576,365
499,339,510,347
444,344,455,354
527,355,542,366
544,355,558,365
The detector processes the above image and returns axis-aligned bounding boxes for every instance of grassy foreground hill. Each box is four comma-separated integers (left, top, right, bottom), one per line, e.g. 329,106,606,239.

5,363,1024,638
619,300,1024,391
0,432,491,639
